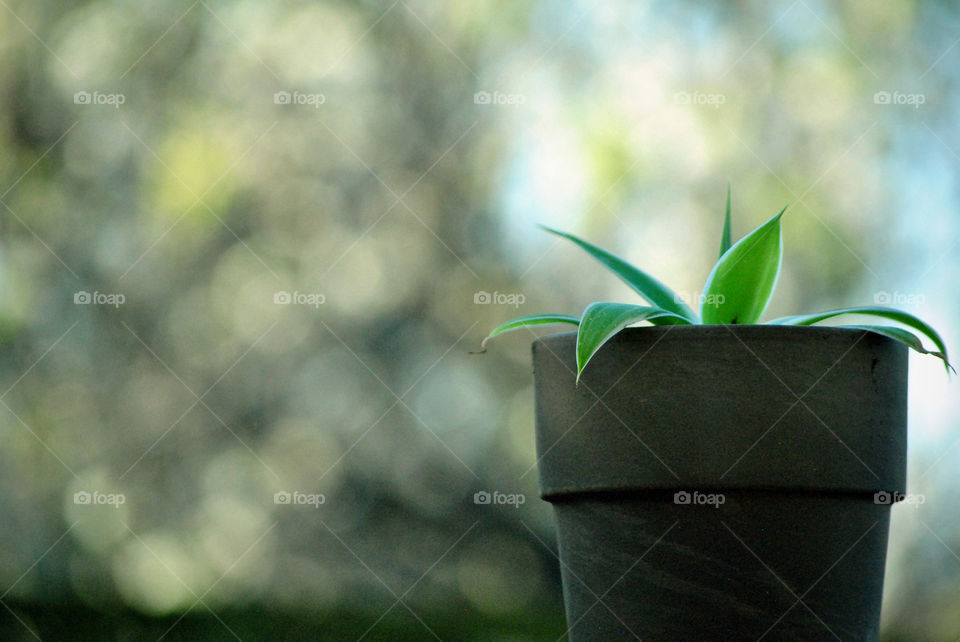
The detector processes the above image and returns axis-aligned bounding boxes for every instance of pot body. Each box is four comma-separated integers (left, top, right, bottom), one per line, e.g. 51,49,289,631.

532,326,907,641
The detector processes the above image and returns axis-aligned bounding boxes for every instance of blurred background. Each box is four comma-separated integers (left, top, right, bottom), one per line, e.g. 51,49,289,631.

0,0,958,639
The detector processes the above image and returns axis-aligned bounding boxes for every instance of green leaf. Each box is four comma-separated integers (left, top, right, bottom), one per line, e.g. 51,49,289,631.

768,306,953,373
539,225,699,323
845,325,955,374
576,302,690,381
719,183,732,259
701,207,786,324
479,314,580,351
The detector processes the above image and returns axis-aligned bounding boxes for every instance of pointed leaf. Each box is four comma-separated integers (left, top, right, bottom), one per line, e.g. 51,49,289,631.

540,225,699,322
719,183,732,259
845,325,955,374
701,207,785,324
479,314,579,351
768,306,952,373
576,302,690,381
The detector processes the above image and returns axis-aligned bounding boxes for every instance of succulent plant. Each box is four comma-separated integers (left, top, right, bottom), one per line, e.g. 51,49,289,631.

482,188,953,381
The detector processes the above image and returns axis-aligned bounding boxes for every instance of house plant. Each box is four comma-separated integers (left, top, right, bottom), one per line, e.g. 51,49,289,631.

482,189,951,640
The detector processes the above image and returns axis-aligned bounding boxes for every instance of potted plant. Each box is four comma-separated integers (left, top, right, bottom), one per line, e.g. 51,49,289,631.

481,189,951,641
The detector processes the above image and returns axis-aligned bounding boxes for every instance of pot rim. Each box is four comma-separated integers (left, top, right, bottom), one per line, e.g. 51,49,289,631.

534,323,896,344
531,323,908,499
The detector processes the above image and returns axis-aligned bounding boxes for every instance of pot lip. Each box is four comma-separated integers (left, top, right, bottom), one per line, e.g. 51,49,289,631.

531,323,908,498
533,324,892,346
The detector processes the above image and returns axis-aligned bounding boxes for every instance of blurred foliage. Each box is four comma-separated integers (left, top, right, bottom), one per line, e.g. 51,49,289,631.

0,0,959,639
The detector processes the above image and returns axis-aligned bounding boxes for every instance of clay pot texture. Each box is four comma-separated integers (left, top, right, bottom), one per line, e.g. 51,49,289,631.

532,326,907,641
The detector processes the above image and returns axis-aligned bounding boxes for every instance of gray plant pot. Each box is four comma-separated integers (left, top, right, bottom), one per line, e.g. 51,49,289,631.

532,325,907,641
